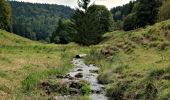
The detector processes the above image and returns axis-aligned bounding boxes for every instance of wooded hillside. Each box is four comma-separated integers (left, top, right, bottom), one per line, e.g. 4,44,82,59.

10,1,74,41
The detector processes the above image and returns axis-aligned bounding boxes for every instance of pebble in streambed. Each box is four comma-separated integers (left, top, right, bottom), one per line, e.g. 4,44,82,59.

53,58,108,100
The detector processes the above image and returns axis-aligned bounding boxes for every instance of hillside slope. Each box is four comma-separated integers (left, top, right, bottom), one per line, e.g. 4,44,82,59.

0,30,89,99
0,29,37,45
86,20,170,100
10,1,74,41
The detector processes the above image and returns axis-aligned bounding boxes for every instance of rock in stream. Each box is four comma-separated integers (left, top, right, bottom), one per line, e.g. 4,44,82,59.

53,58,108,100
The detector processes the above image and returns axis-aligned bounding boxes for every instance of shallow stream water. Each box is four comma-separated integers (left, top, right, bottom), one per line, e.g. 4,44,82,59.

55,58,108,100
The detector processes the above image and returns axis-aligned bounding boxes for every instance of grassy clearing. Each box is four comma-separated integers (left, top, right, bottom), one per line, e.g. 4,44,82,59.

85,20,170,99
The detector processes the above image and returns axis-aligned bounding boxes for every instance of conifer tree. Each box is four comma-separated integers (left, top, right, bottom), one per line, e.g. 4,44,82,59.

72,0,113,45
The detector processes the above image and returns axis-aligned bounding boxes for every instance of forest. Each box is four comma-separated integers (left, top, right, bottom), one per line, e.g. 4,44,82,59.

9,1,74,41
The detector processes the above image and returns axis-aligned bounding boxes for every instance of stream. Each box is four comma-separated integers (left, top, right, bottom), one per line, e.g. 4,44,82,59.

54,58,108,100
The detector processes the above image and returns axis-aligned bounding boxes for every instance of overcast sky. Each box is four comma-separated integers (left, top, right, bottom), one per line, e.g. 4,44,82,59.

12,0,131,9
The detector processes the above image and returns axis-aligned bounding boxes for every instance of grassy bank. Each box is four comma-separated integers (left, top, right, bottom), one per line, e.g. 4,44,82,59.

0,29,92,99
85,20,170,99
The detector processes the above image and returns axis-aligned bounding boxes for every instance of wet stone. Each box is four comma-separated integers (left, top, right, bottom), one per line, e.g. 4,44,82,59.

69,88,80,95
56,75,64,79
77,69,83,71
89,70,99,74
75,73,83,78
68,77,74,80
91,89,102,94
65,74,71,78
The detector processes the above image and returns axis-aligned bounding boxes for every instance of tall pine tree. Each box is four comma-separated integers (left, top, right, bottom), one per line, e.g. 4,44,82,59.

0,0,12,32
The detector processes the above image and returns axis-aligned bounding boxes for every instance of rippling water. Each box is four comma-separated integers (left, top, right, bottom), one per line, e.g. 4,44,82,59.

54,58,108,100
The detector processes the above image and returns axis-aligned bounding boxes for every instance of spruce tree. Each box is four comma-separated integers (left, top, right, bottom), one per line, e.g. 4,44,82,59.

0,0,12,32
72,0,113,45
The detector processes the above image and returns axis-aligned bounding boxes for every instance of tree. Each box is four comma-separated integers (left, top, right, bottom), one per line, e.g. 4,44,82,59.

10,1,74,42
78,0,90,11
87,5,114,32
0,0,12,31
123,13,137,31
111,1,136,21
72,2,113,45
50,19,76,44
123,0,160,31
158,0,170,21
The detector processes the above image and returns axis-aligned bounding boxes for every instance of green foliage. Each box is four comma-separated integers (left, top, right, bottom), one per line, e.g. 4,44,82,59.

87,5,114,32
22,66,71,92
72,3,113,45
10,1,74,41
22,71,48,92
0,0,12,31
158,0,170,21
50,18,76,44
123,13,137,31
80,84,91,95
111,1,136,21
60,84,70,95
123,0,160,31
112,20,123,30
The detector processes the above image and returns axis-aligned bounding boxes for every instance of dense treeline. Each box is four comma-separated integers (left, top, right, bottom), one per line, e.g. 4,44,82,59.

9,1,74,41
111,1,136,21
51,0,113,45
1,0,170,45
0,0,12,32
110,0,170,31
123,0,161,31
51,0,170,45
110,1,136,30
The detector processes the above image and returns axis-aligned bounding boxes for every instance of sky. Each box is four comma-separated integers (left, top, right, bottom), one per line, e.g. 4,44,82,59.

12,0,132,9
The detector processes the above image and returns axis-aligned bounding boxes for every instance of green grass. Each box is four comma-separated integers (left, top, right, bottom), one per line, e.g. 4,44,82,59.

1,20,170,99
0,29,92,99
85,20,170,99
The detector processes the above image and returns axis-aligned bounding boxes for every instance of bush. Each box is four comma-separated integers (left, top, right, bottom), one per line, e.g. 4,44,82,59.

123,13,137,31
80,84,91,95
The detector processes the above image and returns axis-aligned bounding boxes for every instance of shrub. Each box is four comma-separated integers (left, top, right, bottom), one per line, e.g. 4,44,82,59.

80,84,91,95
123,13,137,31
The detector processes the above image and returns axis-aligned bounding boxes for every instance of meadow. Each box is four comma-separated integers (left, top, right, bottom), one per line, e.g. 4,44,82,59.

0,29,93,99
0,20,170,99
85,20,170,99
